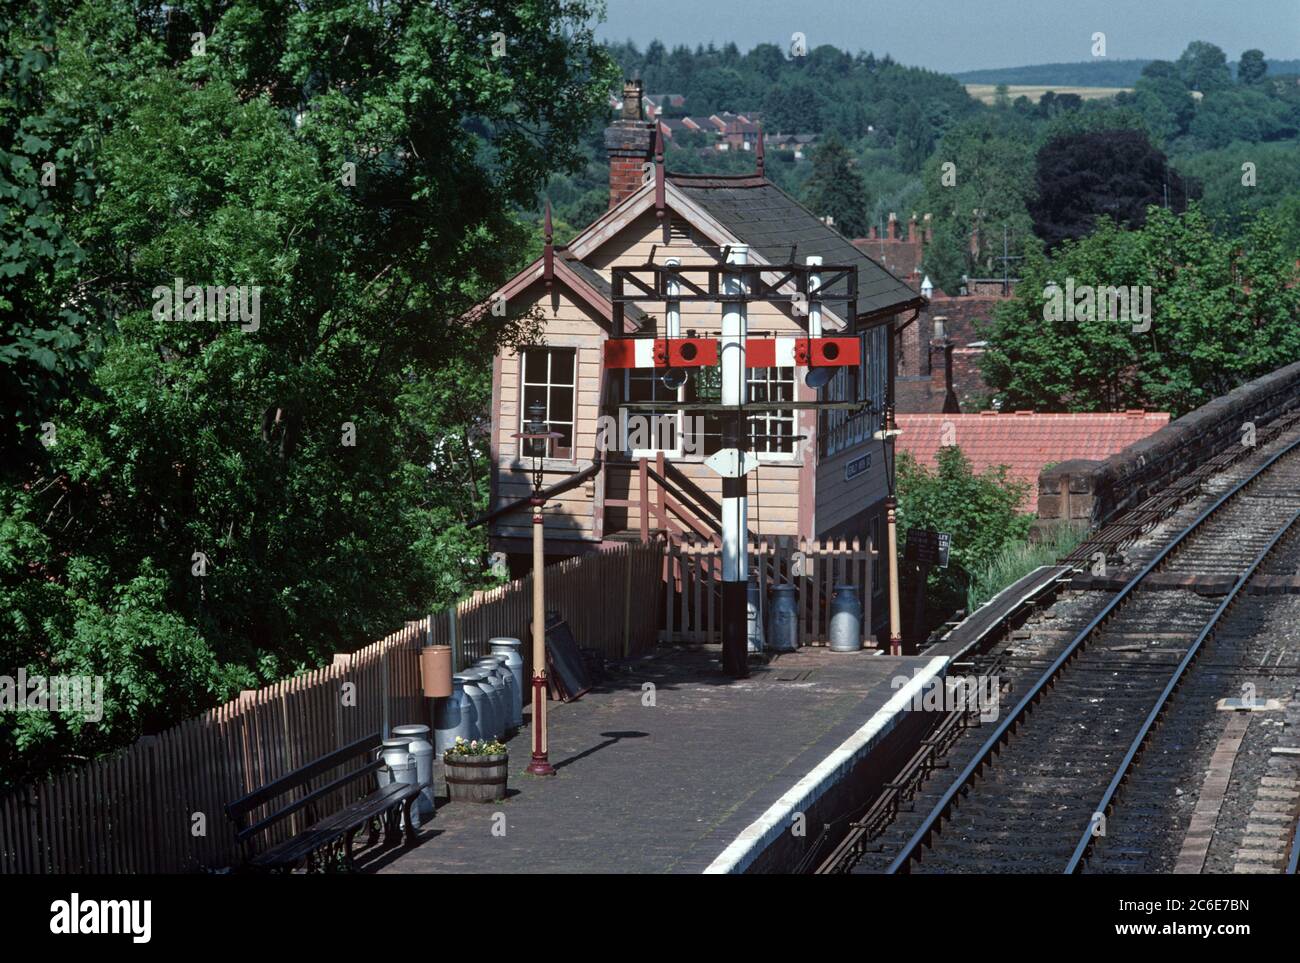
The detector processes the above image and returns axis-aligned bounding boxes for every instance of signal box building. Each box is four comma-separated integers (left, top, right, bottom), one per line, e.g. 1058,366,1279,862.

481,81,925,636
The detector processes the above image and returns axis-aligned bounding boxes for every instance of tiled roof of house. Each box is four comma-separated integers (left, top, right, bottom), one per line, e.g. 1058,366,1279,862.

852,234,924,280
666,172,925,321
896,411,1172,513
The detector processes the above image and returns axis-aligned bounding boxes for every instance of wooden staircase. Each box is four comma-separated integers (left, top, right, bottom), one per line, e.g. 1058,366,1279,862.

603,452,724,548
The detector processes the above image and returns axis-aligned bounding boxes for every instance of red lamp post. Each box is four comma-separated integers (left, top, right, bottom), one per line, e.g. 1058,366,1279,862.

514,400,562,776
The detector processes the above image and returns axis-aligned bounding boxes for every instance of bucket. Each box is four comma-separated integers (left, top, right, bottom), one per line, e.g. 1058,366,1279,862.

392,723,435,821
375,736,412,790
435,676,474,755
489,638,525,729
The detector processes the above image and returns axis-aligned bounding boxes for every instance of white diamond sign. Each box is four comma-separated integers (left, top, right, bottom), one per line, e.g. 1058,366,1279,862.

704,448,757,478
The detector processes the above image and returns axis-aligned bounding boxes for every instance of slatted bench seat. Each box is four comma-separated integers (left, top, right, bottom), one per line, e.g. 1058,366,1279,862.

226,733,422,872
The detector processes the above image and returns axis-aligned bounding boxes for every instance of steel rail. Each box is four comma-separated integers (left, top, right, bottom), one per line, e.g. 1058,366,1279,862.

1065,504,1300,873
1288,817,1300,874
884,433,1300,874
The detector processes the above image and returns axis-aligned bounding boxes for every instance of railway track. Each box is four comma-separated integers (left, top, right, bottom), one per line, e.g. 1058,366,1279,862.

840,431,1300,875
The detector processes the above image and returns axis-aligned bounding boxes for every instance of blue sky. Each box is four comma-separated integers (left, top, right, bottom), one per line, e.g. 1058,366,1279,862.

596,0,1300,73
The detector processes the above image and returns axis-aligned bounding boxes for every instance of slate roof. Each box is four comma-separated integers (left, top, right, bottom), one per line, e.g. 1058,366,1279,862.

561,251,651,327
896,411,1172,513
667,172,925,322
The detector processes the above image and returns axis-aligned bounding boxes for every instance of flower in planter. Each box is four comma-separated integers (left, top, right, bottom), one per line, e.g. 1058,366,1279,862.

444,736,507,762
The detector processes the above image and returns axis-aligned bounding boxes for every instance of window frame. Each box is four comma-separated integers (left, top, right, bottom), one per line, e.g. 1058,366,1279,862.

622,368,685,459
518,347,577,461
745,365,798,461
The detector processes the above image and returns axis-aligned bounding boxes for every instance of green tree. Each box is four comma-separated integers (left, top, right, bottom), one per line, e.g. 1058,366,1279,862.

895,446,1032,630
1237,49,1268,86
1,0,615,786
980,206,1300,415
1178,40,1232,93
918,114,1037,278
763,79,822,133
802,134,869,236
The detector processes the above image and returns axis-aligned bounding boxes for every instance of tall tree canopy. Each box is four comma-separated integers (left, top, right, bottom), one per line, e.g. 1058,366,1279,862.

981,206,1300,415
916,113,1038,292
801,134,870,237
0,0,616,786
1030,128,1194,250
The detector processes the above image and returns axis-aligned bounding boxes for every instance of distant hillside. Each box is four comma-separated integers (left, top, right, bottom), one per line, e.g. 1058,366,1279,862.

952,59,1300,87
951,61,1151,87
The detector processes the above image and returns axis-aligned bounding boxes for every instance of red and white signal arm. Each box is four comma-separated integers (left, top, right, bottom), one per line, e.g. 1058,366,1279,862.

745,336,860,368
604,336,855,369
603,337,718,369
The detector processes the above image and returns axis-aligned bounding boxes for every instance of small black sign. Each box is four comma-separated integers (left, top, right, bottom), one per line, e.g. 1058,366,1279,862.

845,452,872,481
905,529,951,568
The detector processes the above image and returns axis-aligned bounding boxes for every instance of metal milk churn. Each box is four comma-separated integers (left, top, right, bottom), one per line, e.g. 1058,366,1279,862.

767,584,799,652
392,723,435,821
489,638,525,729
435,675,474,755
488,657,514,731
375,736,412,790
466,667,499,742
828,584,863,652
746,579,765,653
458,671,489,743
484,653,518,735
474,659,507,740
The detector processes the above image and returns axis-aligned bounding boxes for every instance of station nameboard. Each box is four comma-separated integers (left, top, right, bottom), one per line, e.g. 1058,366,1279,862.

845,452,872,481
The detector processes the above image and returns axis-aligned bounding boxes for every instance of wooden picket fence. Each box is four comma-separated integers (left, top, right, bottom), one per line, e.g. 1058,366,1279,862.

662,536,878,646
0,541,663,874
426,540,666,676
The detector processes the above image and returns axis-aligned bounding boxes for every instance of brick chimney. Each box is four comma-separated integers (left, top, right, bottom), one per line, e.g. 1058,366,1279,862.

887,211,898,240
605,79,656,209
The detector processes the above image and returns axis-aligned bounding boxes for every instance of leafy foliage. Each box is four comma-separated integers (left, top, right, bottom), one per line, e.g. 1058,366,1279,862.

0,0,614,787
980,205,1300,415
1030,128,1193,250
801,135,869,237
917,113,1038,292
895,447,1033,632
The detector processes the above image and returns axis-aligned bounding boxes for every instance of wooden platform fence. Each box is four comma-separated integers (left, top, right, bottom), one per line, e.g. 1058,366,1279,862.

662,536,878,646
0,541,663,873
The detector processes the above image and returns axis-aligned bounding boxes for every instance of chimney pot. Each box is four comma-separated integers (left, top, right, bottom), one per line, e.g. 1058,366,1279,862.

622,79,644,121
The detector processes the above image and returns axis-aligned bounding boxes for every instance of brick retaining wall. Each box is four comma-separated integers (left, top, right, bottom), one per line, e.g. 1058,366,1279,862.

1038,361,1300,526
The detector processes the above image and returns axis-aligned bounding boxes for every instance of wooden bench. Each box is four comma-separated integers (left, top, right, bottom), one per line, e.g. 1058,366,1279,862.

226,733,423,872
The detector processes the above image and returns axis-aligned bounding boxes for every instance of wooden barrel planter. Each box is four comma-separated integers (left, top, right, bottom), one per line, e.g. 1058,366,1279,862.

444,753,509,803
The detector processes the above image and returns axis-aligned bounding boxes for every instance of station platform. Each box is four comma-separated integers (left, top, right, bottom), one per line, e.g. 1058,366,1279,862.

365,645,942,874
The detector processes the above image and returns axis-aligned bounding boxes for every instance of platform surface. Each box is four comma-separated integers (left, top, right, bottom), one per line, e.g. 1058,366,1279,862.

365,645,935,874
